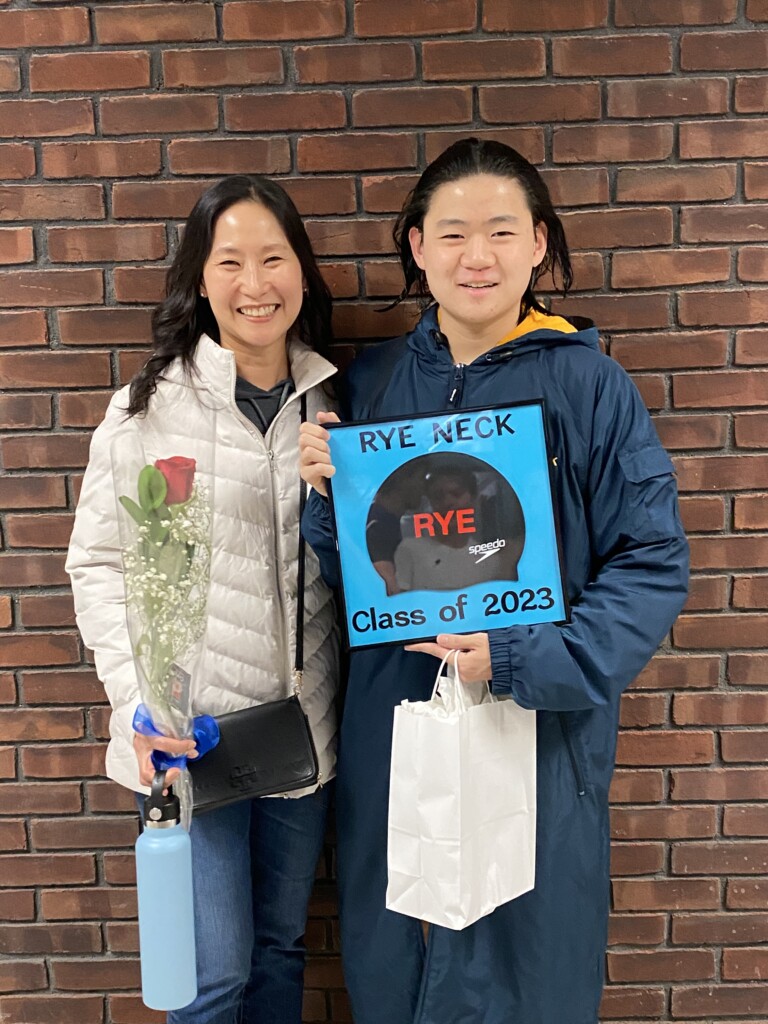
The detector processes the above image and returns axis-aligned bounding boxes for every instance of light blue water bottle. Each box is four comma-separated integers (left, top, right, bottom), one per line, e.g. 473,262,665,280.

135,771,197,1010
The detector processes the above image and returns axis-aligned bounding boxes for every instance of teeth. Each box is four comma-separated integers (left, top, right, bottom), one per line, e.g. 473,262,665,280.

240,305,278,316
463,284,494,289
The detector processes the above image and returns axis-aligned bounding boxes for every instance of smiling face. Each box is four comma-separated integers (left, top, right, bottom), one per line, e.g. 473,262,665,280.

200,199,304,362
408,173,547,351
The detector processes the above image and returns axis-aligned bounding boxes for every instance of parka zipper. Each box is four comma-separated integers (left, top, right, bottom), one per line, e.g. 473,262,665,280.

558,712,586,797
448,363,465,406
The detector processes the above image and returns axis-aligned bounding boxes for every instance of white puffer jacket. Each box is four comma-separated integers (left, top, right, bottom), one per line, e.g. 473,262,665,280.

66,334,339,795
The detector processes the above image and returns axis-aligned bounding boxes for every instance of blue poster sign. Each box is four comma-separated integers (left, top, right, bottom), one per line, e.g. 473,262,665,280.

326,401,569,650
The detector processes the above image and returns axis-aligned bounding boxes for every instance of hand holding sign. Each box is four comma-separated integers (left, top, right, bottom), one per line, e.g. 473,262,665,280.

405,632,492,683
299,411,340,496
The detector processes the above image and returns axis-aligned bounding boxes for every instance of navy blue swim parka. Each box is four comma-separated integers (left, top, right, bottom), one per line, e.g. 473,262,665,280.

303,306,689,1024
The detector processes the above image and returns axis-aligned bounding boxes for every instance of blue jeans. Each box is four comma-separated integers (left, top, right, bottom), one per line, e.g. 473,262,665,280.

139,787,330,1024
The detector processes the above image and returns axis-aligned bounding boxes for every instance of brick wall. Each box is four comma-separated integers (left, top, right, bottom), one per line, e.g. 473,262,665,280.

0,0,766,1021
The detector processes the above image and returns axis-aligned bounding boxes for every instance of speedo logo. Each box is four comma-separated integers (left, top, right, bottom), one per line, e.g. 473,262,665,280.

468,538,506,563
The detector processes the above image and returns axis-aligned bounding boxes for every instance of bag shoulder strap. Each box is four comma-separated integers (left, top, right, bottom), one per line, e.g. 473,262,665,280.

295,394,307,684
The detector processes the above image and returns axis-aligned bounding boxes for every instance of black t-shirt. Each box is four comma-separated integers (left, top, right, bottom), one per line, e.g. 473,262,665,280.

235,377,295,435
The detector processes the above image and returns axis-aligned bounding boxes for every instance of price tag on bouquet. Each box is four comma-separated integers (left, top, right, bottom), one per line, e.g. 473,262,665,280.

326,401,569,649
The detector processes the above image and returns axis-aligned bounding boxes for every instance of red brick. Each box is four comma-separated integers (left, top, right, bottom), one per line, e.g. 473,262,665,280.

0,995,102,1024
21,744,105,780
108,995,164,1024
298,132,417,172
42,140,161,180
0,227,33,265
554,123,673,163
613,876,719,912
424,127,545,166
103,853,136,886
0,477,66,511
112,267,165,304
5,514,74,550
332,301,420,342
616,0,738,25
0,636,79,672
676,370,768,410
0,783,80,816
728,879,768,909
484,0,606,30
0,99,93,139
736,328,768,364
41,887,136,921
0,892,35,923
0,820,26,852
619,692,667,728
361,174,419,213
560,207,673,249
21,669,104,706
738,247,768,283
683,204,768,243
681,573,728,609
0,184,104,222
163,45,282,87
227,91,346,131
672,984,768,1018
541,167,610,207
681,119,768,158
680,289,768,327
607,948,715,982
555,293,670,331
724,808,768,838
296,42,414,84
721,731,768,763
599,986,665,1019
110,180,201,218
672,767,768,802
674,614,768,650
167,137,290,176
729,653,768,684
0,747,14,779
616,163,737,202
95,3,215,43
616,730,714,766
0,270,102,309
610,842,665,876
2,433,91,470
52,957,141,991
18,595,75,629
0,311,47,349
613,248,729,289
48,224,166,264
101,94,218,135
612,331,728,371
2,979,56,1006
59,391,111,428
31,817,137,850
682,29,768,70
680,497,726,533
306,218,393,257
0,603,11,631
86,781,135,814
612,806,717,841
30,51,149,93
117,349,151,383
735,494,768,529
609,769,665,804
735,75,768,113
422,38,544,82
608,913,666,946
223,0,345,39
734,574,768,608
0,56,19,92
58,307,151,346
0,855,95,888
655,411,727,450
484,83,601,126
0,8,90,47
353,86,470,128
609,76,728,118
0,554,68,587
678,456,768,492
745,162,768,199
553,34,672,76
673,841,768,875
0,144,34,180
723,947,768,981
749,0,768,17
0,923,100,955
354,0,474,37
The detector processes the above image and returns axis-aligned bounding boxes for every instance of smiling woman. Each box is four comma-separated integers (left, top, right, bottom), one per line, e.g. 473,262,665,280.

66,175,340,1024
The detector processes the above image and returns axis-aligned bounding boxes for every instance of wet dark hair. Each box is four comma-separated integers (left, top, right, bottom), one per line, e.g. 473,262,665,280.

390,137,572,317
128,175,332,416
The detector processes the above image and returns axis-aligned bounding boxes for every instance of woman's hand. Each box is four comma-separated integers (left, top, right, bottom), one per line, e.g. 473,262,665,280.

133,731,198,788
299,411,340,497
405,632,492,683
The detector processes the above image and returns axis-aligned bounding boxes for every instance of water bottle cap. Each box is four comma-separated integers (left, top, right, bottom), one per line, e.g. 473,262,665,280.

144,770,181,827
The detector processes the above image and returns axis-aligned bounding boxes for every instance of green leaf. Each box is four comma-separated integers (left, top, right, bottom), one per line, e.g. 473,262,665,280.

148,516,170,546
118,495,147,525
138,465,167,512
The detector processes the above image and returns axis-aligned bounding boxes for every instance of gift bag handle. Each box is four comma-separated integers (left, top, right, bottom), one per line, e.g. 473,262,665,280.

431,649,470,711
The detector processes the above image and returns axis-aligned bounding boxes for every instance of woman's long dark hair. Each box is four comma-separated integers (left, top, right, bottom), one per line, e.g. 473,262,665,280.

128,175,333,416
390,137,572,318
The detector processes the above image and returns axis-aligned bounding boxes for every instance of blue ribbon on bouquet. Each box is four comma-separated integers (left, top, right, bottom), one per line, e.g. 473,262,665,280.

132,704,220,772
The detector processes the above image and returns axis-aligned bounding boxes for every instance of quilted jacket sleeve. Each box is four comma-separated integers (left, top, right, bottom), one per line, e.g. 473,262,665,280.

65,392,142,743
488,362,689,711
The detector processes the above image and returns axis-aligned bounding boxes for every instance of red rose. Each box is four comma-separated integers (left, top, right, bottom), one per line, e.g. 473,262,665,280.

154,456,196,505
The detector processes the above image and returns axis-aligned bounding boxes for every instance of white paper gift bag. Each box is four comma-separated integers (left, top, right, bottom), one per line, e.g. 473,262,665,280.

386,652,536,930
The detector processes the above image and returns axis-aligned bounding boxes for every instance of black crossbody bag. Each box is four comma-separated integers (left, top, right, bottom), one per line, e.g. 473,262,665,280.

189,396,320,814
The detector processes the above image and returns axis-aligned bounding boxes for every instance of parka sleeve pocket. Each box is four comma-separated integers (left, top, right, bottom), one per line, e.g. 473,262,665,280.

618,445,680,543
